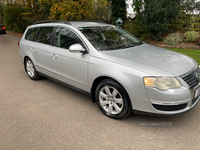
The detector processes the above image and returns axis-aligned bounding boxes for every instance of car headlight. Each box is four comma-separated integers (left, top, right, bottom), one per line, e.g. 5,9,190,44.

143,77,182,91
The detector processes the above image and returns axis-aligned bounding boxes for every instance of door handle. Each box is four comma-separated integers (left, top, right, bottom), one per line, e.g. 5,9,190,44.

31,48,36,52
51,54,58,59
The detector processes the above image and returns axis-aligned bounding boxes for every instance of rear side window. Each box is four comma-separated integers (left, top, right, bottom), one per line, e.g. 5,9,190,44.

25,27,38,41
36,27,54,45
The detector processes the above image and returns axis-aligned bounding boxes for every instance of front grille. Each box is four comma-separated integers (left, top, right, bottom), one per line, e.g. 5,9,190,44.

152,103,187,111
182,71,199,89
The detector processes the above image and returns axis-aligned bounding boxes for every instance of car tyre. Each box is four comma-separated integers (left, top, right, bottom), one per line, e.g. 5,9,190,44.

95,79,132,119
25,58,41,80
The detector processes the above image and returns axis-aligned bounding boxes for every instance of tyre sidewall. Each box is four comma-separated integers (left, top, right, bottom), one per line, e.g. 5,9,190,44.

95,79,131,119
25,58,40,80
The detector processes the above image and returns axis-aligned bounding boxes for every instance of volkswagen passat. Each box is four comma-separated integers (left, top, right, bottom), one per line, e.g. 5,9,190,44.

18,20,200,119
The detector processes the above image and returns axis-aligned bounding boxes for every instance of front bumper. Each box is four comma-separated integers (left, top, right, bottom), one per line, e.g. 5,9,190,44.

131,84,200,115
131,66,200,116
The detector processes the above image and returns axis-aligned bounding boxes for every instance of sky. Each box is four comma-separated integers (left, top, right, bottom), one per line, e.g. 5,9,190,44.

126,0,135,18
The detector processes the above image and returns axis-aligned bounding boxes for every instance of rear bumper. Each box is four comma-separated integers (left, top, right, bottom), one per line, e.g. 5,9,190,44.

0,30,6,34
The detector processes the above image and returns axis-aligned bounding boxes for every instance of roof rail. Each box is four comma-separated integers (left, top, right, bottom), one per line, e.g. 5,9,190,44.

32,20,71,25
72,20,107,24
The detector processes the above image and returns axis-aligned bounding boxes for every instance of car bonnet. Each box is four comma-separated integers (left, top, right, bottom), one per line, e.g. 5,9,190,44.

97,44,197,76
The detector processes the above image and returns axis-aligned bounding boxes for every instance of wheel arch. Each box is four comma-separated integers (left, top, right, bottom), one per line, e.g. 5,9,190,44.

24,56,36,73
91,76,132,107
24,56,30,72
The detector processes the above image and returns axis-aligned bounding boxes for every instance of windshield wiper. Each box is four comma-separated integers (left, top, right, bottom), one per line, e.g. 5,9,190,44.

120,45,134,49
135,41,143,46
119,41,143,49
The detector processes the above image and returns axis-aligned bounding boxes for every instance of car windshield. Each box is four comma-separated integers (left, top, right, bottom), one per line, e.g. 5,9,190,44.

78,26,142,51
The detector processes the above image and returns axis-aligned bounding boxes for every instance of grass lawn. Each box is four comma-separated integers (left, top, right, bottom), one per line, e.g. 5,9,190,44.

166,48,200,65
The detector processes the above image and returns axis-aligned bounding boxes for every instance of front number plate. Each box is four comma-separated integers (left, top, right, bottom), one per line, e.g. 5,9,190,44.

195,87,200,98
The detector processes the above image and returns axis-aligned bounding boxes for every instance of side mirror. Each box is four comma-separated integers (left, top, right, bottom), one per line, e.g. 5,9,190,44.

69,43,86,53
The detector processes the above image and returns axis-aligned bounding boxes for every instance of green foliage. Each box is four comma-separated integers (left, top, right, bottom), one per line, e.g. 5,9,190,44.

170,11,191,31
110,0,126,23
133,0,180,41
170,0,200,31
183,0,200,14
92,0,111,21
0,0,110,33
2,0,200,38
4,2,29,33
38,0,110,21
123,19,148,40
184,31,198,42
164,33,183,46
132,0,200,41
0,1,4,23
2,0,42,33
195,36,200,43
133,0,142,14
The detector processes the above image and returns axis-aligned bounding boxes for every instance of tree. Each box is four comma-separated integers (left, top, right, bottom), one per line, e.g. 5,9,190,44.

4,2,28,32
0,1,4,23
93,0,111,21
21,0,42,23
0,0,111,32
1,0,42,32
38,0,111,21
133,0,180,40
38,0,94,21
132,0,200,40
110,0,127,23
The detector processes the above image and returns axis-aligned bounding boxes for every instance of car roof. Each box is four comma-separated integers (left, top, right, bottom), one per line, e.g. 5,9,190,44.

69,21,110,28
30,20,112,29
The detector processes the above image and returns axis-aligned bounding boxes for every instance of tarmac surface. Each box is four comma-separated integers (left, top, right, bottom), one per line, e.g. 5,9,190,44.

0,33,200,150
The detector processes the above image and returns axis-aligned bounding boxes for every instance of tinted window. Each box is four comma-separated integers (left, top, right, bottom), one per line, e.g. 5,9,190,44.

25,27,38,41
36,27,54,45
79,26,141,51
55,27,84,49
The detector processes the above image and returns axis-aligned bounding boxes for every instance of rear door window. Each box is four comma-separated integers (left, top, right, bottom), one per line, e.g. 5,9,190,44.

25,27,38,41
36,27,54,45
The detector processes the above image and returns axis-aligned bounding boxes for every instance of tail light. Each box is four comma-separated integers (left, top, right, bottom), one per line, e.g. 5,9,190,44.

18,41,20,47
2,27,5,29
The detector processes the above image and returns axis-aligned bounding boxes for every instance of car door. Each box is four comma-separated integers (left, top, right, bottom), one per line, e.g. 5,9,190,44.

19,27,38,62
50,27,89,89
31,26,54,76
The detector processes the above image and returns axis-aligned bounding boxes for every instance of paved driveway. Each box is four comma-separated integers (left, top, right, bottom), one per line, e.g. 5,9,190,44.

0,33,200,150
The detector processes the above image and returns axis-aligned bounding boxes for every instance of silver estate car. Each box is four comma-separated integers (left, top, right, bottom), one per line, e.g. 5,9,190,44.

19,20,200,119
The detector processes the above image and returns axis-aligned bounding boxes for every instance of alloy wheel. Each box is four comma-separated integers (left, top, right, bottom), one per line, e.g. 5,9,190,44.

99,86,124,115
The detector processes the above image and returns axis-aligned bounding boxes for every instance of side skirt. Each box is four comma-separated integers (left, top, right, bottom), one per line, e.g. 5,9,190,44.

38,72,92,97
